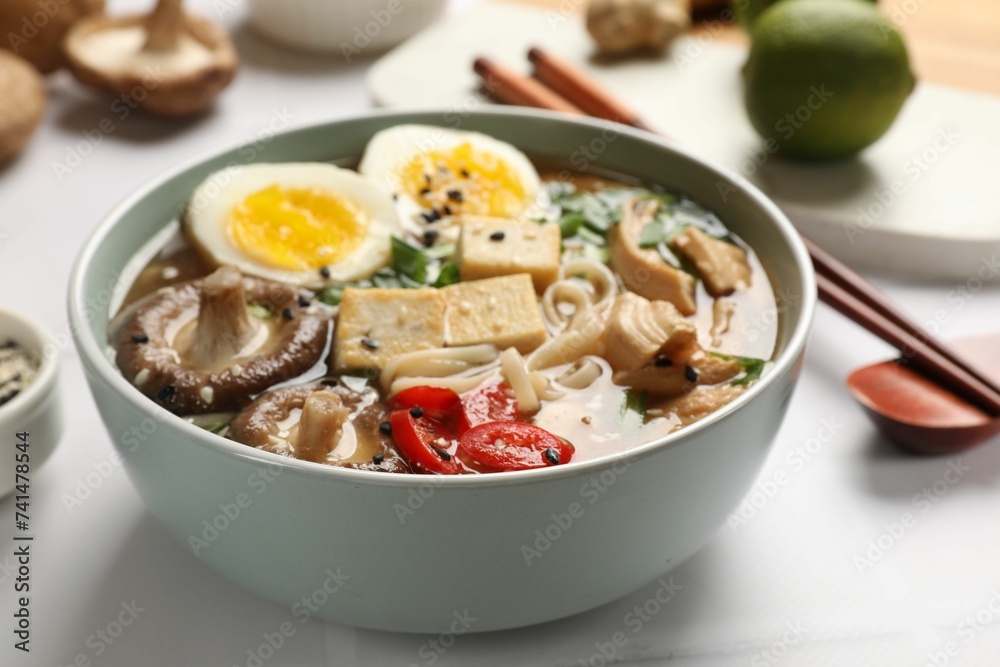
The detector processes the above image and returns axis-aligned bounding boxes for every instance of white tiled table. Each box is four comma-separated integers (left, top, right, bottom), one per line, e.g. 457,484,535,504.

3,2,1000,665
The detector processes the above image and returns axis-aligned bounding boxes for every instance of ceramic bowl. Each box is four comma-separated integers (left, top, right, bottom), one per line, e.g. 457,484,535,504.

0,309,62,499
68,108,815,633
246,0,448,56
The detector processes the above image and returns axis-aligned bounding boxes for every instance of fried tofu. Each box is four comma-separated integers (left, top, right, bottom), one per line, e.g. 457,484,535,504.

334,288,446,371
457,217,561,293
442,274,547,353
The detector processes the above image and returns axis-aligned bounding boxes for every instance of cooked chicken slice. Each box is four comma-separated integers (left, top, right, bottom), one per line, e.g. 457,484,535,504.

687,349,741,385
609,198,697,315
672,227,752,297
654,383,747,428
611,347,739,396
603,292,698,373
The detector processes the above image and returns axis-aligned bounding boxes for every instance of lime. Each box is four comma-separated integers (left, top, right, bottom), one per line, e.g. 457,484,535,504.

733,0,874,30
742,0,916,161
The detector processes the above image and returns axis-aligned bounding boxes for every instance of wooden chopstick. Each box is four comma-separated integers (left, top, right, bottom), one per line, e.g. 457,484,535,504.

817,273,1000,415
804,237,1000,408
473,57,584,116
527,47,654,132
471,48,1000,416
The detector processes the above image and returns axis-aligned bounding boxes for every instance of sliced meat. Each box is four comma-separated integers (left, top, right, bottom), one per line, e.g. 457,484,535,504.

603,292,698,373
609,198,696,315
672,227,752,297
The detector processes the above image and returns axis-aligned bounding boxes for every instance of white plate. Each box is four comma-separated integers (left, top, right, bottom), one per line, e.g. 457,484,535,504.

368,2,1000,279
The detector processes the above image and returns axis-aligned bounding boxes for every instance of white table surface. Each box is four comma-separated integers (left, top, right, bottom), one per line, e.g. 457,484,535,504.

4,1,1000,665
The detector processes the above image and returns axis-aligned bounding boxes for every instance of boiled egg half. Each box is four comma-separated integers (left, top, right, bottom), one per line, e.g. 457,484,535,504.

185,163,401,287
359,125,541,222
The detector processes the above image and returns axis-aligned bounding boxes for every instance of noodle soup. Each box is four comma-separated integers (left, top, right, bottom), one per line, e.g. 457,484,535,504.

109,125,778,475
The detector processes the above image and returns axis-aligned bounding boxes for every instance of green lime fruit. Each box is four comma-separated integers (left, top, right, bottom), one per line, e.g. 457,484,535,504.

742,0,916,161
733,0,876,30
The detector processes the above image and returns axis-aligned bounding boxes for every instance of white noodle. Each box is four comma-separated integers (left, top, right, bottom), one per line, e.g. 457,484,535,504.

390,370,498,396
530,371,565,400
562,258,617,307
380,344,498,393
528,300,611,371
556,358,603,390
542,280,592,331
499,347,539,412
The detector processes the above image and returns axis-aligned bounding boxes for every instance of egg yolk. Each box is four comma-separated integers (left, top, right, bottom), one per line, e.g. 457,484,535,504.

228,186,368,271
399,142,527,217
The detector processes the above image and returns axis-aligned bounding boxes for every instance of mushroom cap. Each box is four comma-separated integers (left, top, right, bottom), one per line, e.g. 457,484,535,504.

0,0,104,74
63,10,237,117
228,383,413,472
113,274,329,415
0,51,46,164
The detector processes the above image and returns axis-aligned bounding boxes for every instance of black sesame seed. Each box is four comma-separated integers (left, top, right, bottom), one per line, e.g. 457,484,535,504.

297,295,311,308
447,189,463,203
423,230,439,247
420,209,442,224
361,337,379,350
489,231,506,242
655,356,673,367
419,187,431,195
460,168,470,178
684,365,699,383
156,384,175,402
131,333,149,344
442,205,453,216
544,448,560,465
372,453,385,464
319,266,331,279
282,307,294,320
321,379,338,387
410,406,424,418
432,445,452,461
392,193,398,201
379,421,392,435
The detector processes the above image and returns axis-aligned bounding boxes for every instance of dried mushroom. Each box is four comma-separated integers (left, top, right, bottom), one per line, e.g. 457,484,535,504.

228,383,412,471
112,266,329,415
0,0,104,74
587,0,691,56
64,0,237,116
0,51,46,164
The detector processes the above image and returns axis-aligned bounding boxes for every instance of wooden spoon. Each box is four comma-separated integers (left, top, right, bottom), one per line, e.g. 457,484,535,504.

848,334,1000,455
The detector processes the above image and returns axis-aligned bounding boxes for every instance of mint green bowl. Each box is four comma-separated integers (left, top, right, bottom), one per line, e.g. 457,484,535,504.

68,109,815,633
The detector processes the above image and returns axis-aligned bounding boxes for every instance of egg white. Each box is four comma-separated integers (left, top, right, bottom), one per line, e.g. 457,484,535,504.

185,162,402,288
358,125,541,220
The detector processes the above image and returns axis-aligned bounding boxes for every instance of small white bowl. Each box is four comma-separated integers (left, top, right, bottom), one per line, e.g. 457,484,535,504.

246,0,448,57
0,310,62,500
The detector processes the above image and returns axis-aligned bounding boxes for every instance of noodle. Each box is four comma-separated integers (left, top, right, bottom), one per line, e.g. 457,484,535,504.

381,344,498,394
556,358,603,390
499,347,539,412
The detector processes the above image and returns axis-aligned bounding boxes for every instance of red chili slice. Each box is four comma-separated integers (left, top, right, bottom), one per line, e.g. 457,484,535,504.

458,382,519,434
389,410,461,475
391,386,461,422
458,422,574,472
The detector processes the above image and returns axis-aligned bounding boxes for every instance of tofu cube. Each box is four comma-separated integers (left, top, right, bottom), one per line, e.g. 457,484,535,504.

442,274,547,353
334,288,445,371
458,217,561,292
